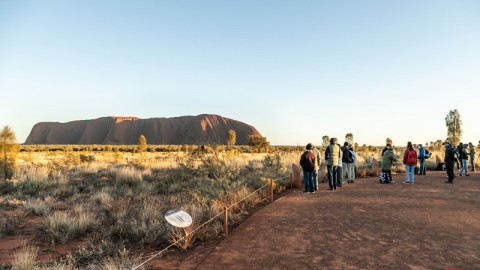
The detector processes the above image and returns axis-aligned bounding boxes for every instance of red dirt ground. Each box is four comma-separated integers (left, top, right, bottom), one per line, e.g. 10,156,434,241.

146,171,480,270
2,171,479,269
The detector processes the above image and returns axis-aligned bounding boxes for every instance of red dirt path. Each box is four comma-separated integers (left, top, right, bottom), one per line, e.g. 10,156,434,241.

147,171,480,269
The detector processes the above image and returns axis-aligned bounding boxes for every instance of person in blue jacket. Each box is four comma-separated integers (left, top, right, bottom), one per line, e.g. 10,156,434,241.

418,144,426,175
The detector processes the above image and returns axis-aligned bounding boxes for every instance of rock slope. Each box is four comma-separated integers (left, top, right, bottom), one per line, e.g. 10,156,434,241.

25,114,261,145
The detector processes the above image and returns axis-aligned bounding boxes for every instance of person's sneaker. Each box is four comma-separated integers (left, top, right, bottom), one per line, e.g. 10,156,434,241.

411,182,414,185
466,174,470,177
311,191,316,194
403,181,410,184
391,181,395,183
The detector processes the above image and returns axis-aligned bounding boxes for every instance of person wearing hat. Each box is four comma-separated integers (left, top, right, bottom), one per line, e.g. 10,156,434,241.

444,141,456,183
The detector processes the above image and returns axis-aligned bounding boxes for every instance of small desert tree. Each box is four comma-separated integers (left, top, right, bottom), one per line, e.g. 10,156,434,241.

247,135,270,152
345,133,354,145
137,134,147,153
0,126,19,180
322,135,330,147
227,130,236,147
445,109,462,145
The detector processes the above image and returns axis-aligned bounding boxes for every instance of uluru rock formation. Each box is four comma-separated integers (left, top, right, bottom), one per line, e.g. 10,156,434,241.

24,114,262,145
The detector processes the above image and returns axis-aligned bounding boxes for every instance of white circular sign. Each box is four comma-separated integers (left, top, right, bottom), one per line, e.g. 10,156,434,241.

164,209,193,228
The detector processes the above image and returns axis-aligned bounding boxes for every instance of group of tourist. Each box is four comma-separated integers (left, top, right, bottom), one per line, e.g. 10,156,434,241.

299,138,357,192
300,139,477,191
444,141,476,183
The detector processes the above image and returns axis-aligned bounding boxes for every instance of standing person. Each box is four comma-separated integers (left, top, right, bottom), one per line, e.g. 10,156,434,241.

468,142,476,172
346,144,356,183
312,146,322,191
325,138,340,191
458,143,470,176
341,142,349,180
455,143,462,170
403,141,417,184
444,141,456,183
381,144,398,184
337,142,344,187
299,143,316,193
418,144,426,175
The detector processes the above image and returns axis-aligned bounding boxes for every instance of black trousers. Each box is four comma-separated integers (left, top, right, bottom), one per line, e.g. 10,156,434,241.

446,161,455,181
382,170,392,183
327,165,338,189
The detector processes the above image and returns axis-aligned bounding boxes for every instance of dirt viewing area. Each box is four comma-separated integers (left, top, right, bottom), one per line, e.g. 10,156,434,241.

146,170,480,270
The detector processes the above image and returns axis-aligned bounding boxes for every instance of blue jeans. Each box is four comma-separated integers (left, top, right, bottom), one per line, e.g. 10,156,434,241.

419,158,426,175
312,170,319,190
459,159,469,175
405,165,415,183
303,171,314,192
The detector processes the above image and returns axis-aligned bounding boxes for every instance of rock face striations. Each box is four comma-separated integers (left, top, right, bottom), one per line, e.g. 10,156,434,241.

25,114,261,145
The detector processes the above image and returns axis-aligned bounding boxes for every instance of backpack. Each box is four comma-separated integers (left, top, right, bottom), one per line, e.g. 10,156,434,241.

406,150,417,164
300,151,315,171
453,148,459,159
347,150,356,163
424,149,431,159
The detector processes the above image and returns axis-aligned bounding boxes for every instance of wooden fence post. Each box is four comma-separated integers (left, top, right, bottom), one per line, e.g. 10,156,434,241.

270,179,274,203
224,207,228,236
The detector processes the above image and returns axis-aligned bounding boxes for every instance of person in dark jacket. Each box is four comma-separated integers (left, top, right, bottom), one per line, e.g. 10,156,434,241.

444,141,456,183
300,143,316,193
458,143,470,176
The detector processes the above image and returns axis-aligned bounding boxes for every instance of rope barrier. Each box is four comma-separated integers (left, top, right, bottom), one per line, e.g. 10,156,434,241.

131,175,288,269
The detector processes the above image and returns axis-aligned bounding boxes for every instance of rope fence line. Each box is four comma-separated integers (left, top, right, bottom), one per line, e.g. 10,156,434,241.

131,175,289,270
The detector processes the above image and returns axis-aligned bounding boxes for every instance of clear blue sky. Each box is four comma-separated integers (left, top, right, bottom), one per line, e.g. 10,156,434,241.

1,0,479,146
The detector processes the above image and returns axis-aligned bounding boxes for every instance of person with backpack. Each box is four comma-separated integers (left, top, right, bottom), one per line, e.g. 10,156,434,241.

458,143,470,176
381,144,397,184
346,144,356,183
300,143,316,193
324,138,340,191
469,142,476,172
418,144,427,175
403,141,417,184
444,141,456,183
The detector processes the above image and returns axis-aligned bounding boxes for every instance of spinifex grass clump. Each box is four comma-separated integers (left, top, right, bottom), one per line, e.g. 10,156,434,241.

3,149,290,267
